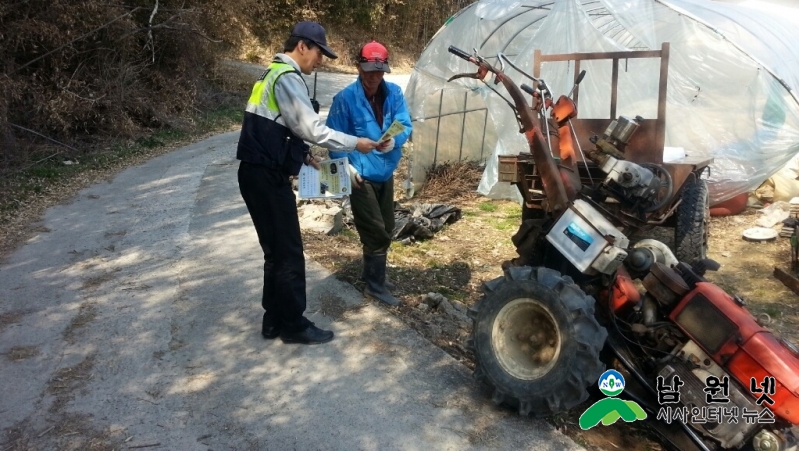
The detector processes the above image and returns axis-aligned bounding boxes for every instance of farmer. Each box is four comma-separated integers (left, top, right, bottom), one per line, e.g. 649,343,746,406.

236,21,386,345
327,40,412,306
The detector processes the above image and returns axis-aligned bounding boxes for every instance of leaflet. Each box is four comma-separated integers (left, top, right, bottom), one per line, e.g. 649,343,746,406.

297,157,352,199
379,119,407,144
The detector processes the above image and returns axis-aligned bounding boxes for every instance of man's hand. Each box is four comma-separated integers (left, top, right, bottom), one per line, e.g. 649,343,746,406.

377,138,395,153
304,154,322,170
348,163,363,189
355,138,379,154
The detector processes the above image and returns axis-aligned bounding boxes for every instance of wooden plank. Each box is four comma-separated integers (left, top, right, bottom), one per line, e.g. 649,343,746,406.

774,267,799,296
655,42,670,157
611,58,619,119
536,49,663,62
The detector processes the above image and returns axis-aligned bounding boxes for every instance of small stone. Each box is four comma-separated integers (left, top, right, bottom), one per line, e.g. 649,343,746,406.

298,204,343,235
423,292,446,308
417,303,430,312
438,298,454,313
438,299,471,324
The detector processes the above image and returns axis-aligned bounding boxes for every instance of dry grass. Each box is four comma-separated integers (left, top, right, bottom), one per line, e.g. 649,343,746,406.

80,271,120,291
414,161,485,203
47,354,96,416
60,303,99,348
0,2,250,261
0,1,225,167
4,353,117,450
5,345,40,362
231,25,420,76
0,310,26,334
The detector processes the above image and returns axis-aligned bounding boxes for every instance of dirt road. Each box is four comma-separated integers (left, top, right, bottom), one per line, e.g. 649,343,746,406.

0,125,585,451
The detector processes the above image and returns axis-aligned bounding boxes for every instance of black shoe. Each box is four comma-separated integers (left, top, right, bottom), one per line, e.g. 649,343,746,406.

262,313,281,339
261,325,281,339
280,324,334,345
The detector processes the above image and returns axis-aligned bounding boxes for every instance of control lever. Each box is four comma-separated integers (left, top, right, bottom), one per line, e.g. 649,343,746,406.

565,69,590,183
567,70,587,98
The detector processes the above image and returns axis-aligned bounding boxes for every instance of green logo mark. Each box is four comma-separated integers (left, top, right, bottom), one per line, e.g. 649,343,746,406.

579,369,647,429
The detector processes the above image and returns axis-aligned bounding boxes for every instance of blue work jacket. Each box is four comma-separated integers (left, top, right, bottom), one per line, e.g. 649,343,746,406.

327,79,412,182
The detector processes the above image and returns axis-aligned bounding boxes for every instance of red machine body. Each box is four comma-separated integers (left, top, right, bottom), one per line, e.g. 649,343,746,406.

668,282,799,424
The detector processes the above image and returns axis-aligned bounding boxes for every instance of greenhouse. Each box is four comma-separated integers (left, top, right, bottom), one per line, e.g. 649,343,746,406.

405,0,799,204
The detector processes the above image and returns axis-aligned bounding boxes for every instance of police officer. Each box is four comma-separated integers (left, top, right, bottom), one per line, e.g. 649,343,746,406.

237,21,384,345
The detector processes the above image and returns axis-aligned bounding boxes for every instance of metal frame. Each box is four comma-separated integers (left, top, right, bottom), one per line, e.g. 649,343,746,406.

499,43,711,230
533,43,670,164
410,98,490,167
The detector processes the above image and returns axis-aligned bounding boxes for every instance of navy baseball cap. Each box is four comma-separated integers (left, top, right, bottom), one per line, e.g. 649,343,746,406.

291,21,338,59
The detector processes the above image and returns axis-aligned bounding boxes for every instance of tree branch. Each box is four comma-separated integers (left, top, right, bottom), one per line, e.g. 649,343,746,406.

7,123,80,155
7,122,83,170
11,8,141,75
121,23,223,44
146,0,159,63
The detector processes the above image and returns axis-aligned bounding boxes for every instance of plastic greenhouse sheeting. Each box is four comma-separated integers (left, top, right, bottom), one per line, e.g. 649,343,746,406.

405,0,799,204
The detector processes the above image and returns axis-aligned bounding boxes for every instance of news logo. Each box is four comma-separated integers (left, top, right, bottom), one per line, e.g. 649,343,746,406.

579,370,647,430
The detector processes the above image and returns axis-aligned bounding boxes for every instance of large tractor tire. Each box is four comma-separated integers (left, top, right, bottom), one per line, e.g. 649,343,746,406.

674,175,710,264
468,266,608,417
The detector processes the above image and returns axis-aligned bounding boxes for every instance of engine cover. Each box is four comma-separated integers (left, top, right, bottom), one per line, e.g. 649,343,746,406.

659,340,764,448
670,282,799,424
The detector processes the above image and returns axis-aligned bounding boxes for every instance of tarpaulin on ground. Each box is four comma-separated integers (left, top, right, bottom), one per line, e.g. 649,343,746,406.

392,203,462,243
341,201,462,243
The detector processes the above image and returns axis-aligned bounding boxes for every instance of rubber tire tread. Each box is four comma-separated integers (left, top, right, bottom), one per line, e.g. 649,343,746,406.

674,176,710,264
470,266,608,417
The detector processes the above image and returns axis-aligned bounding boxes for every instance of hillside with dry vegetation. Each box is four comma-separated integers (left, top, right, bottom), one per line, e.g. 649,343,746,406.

0,0,469,255
0,0,469,170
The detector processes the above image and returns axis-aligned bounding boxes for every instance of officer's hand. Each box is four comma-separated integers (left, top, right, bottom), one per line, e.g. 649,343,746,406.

355,138,379,154
377,138,395,153
305,154,322,170
348,164,363,189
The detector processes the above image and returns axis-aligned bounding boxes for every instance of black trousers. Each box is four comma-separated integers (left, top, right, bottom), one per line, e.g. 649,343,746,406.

350,176,394,254
238,161,310,332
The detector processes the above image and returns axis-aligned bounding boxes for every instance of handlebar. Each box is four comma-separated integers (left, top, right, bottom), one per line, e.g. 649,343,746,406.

445,43,571,213
520,84,536,96
448,45,472,62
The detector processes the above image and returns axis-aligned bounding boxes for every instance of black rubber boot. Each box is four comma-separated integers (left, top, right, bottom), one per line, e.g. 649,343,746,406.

363,253,400,306
361,256,395,290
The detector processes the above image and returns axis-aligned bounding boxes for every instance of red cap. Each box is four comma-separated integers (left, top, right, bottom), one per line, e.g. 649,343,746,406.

358,41,390,73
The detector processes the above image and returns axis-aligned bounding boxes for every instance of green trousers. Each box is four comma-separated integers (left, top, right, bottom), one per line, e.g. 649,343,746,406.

350,176,394,254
